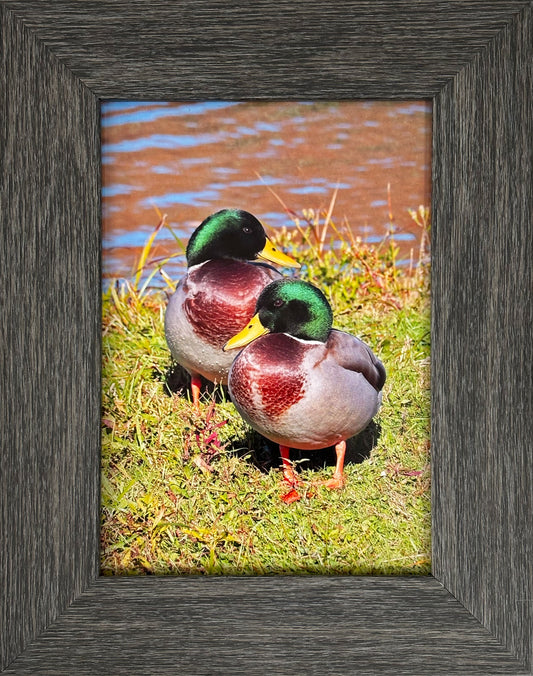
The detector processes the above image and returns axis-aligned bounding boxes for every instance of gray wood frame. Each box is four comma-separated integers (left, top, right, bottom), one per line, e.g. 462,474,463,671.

1,1,531,673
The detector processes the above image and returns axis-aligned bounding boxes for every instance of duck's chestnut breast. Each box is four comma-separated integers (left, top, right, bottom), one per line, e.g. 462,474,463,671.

184,259,277,347
230,333,308,417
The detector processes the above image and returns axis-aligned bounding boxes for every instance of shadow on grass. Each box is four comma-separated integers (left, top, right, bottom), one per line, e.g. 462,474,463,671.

232,420,380,475
159,362,231,403
158,361,381,475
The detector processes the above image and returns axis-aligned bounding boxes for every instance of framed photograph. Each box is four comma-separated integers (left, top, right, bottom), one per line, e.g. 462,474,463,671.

100,99,432,577
2,2,531,674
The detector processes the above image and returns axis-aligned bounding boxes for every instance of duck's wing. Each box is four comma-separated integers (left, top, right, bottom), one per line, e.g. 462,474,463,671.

326,329,386,392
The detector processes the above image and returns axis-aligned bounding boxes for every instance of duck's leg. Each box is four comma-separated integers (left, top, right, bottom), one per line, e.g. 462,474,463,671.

279,445,303,503
190,374,202,411
280,445,301,486
321,440,346,490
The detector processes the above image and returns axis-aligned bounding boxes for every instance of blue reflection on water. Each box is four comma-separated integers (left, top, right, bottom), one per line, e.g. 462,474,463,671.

228,177,283,188
101,101,239,127
260,211,290,223
102,184,138,197
102,101,170,114
213,167,239,175
393,102,432,115
104,229,157,248
365,233,416,242
289,186,328,195
256,122,280,132
289,181,352,196
102,133,222,154
140,189,220,208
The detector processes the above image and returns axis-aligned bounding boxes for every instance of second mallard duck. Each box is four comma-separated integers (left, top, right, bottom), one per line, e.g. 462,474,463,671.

164,209,300,407
224,278,386,490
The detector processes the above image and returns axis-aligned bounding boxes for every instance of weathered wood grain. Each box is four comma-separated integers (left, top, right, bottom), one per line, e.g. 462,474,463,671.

3,0,531,98
1,3,101,671
0,577,527,675
432,6,533,667
1,1,531,673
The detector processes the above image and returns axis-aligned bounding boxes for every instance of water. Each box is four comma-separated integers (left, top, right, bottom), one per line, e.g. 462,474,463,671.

101,101,431,286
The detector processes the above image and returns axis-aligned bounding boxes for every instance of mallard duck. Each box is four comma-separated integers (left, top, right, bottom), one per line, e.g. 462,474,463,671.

164,209,300,408
223,278,386,490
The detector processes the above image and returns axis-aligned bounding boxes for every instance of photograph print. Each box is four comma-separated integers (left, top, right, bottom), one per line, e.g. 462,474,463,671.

101,100,431,575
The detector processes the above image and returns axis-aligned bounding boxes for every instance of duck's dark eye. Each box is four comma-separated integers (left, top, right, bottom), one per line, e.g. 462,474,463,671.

273,298,284,308
242,225,252,234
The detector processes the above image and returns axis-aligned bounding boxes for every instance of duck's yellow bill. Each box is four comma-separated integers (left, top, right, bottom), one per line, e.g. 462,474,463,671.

223,313,270,351
257,238,300,268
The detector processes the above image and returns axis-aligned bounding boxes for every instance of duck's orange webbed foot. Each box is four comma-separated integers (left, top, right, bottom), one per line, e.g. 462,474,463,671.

319,474,346,490
280,488,301,504
313,440,347,491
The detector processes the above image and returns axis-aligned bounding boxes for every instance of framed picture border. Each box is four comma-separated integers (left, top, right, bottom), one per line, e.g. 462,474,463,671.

2,2,531,673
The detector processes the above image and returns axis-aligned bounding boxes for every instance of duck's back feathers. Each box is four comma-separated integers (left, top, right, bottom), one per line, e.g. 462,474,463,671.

326,329,386,392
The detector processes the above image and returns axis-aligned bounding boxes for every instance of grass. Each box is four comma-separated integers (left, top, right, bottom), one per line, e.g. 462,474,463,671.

101,198,431,575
